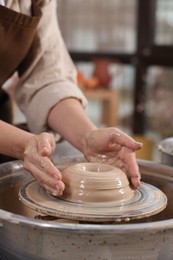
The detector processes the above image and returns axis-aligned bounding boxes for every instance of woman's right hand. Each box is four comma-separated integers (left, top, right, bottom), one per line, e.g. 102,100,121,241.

23,133,65,196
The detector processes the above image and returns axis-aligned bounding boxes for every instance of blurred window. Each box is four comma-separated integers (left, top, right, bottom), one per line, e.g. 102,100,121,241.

146,67,173,138
57,0,137,53
155,0,173,45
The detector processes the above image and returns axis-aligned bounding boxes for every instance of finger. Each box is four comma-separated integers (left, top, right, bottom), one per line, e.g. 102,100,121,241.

55,182,65,196
130,177,141,189
36,133,56,156
24,154,62,181
124,153,140,179
110,155,141,189
120,148,141,188
24,159,65,194
41,181,65,196
107,128,143,152
24,136,57,176
36,158,61,180
88,128,143,153
118,147,139,177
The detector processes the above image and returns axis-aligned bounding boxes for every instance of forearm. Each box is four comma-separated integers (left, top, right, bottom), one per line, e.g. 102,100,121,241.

48,98,97,152
0,120,33,160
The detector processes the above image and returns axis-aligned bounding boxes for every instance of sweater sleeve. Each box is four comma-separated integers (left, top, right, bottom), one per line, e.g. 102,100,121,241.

14,0,88,133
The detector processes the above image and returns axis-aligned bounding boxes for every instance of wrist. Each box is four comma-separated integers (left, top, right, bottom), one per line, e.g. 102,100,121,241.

20,133,34,160
81,126,97,155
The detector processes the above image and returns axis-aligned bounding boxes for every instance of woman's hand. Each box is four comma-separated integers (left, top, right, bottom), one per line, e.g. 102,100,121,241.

23,133,65,196
83,127,143,189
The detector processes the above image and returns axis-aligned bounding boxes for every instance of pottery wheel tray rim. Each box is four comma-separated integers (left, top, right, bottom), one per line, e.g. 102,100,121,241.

19,180,167,223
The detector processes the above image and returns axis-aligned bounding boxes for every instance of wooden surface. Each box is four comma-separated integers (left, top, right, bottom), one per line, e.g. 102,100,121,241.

83,89,119,127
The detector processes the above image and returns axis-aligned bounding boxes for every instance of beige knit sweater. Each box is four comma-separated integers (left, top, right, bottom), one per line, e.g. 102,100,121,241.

5,0,87,133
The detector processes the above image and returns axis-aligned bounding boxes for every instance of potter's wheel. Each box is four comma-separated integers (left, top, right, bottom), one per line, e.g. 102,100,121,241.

19,162,167,223
19,180,167,222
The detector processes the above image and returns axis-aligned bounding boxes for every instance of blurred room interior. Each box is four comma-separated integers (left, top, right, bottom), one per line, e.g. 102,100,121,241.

14,0,173,161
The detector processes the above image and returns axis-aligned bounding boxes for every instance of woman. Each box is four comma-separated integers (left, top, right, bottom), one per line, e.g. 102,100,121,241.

0,0,142,195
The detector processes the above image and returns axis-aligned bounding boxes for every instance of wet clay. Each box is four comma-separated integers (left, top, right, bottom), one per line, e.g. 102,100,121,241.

61,162,134,204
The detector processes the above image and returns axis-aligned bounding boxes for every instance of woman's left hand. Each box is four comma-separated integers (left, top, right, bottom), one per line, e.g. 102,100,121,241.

83,127,143,189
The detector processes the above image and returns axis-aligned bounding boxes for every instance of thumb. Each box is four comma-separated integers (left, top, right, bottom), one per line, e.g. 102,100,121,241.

37,133,56,157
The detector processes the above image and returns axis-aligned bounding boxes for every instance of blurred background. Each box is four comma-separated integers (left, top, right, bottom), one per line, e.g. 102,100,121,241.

57,0,173,161
14,0,173,161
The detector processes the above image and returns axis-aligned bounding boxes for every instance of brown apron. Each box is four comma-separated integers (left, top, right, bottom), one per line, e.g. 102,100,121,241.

0,1,42,162
0,1,42,85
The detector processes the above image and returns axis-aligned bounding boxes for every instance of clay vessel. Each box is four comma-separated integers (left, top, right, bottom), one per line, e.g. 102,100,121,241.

61,162,134,204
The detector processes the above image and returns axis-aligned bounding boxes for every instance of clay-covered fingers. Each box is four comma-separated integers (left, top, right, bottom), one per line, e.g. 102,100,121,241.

87,128,143,153
108,128,143,152
35,133,56,157
87,147,141,190
24,155,65,196
38,157,65,196
23,133,65,196
119,147,141,189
